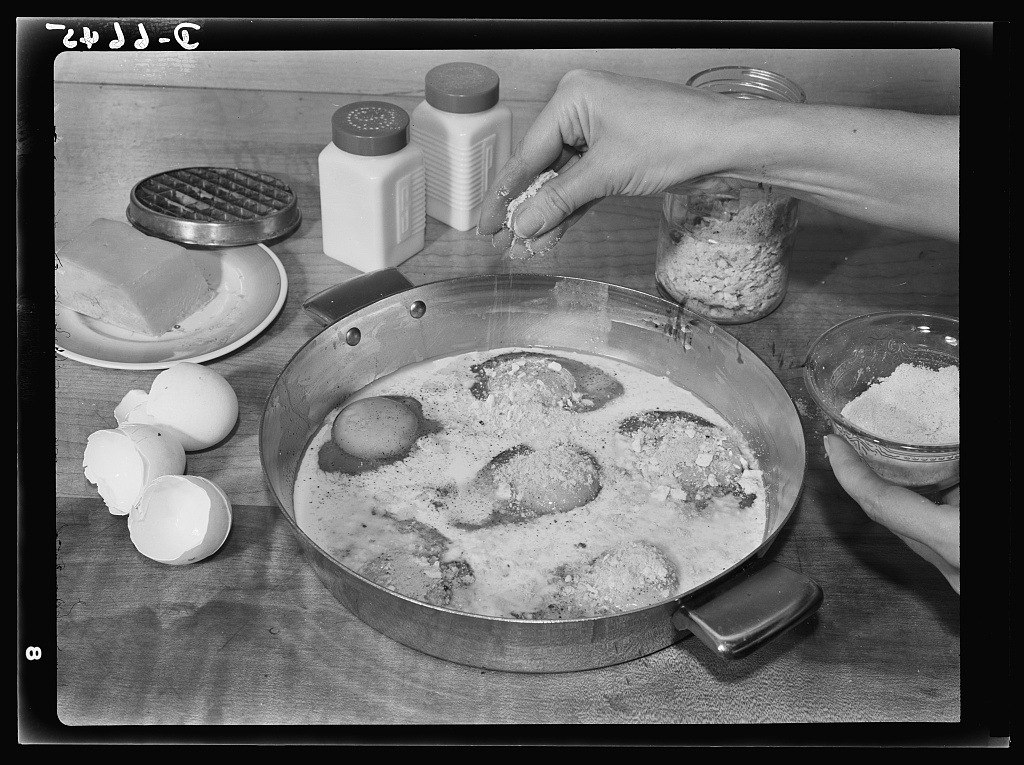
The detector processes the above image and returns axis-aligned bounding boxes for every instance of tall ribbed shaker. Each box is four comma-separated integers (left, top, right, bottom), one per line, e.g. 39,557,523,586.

411,62,512,231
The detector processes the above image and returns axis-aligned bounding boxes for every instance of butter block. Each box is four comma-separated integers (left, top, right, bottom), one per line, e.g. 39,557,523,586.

55,219,215,336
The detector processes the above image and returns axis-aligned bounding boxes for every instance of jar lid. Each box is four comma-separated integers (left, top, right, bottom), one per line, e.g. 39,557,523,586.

126,167,302,247
332,101,411,156
424,62,500,114
686,66,806,104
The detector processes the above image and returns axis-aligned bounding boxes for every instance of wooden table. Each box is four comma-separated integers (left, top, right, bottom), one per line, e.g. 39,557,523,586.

46,58,967,738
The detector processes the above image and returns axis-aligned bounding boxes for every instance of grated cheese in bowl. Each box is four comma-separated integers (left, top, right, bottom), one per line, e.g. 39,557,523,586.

841,363,959,445
803,311,960,494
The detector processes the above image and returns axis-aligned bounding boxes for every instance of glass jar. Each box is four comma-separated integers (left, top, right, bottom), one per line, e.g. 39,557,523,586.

655,67,806,324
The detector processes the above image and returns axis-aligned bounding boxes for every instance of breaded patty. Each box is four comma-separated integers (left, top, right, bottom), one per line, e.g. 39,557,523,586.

481,443,602,522
470,351,624,412
491,443,601,517
359,553,475,607
517,540,680,619
474,354,580,409
356,515,475,607
619,410,754,508
440,442,603,530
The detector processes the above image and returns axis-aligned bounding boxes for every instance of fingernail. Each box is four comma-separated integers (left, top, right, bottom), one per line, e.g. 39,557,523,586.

513,206,544,238
822,434,831,458
526,233,559,256
491,229,513,251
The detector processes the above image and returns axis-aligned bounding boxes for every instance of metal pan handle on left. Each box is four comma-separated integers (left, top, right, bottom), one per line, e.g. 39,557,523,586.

301,268,415,326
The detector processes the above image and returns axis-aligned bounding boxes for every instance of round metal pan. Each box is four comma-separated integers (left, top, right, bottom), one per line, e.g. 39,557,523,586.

260,269,822,672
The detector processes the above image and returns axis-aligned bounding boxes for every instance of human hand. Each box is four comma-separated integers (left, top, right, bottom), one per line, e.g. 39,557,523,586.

477,69,755,258
823,433,960,594
480,145,589,260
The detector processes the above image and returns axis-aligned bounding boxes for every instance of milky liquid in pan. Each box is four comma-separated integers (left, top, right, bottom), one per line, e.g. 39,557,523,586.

292,347,767,620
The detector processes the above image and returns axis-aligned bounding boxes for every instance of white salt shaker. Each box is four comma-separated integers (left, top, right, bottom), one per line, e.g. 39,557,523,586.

411,62,512,231
318,100,425,271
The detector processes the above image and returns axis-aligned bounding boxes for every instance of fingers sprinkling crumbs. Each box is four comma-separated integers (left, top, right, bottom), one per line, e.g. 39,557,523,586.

501,170,558,261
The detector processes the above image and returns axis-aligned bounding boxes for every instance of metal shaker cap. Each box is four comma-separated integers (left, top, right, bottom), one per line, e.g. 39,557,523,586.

332,101,411,156
424,62,500,114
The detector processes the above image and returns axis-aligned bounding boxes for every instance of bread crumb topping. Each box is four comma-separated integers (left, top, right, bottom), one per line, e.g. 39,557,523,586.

656,192,798,322
294,348,767,619
504,170,558,259
841,363,959,445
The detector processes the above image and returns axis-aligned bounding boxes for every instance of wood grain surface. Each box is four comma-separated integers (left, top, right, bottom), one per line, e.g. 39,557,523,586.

54,47,961,115
46,49,968,737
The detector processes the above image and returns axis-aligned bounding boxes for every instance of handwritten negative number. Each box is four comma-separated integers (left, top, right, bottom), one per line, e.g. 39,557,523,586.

46,22,200,50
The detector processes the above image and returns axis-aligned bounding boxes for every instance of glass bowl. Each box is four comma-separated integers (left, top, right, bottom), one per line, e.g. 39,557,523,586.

803,311,959,493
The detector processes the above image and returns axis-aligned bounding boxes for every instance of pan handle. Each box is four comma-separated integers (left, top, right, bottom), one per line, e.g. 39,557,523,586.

672,560,823,660
302,268,415,326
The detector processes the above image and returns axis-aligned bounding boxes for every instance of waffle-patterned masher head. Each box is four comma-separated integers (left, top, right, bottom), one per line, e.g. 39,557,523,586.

127,167,301,247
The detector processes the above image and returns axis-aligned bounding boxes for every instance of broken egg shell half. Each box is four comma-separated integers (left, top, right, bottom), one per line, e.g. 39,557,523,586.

114,388,151,426
115,362,239,452
83,424,187,516
128,474,233,565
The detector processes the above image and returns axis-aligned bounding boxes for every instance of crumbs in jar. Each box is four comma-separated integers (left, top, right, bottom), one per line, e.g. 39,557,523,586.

656,192,798,323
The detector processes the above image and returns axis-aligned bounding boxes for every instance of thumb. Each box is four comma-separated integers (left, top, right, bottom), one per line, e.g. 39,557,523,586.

823,433,899,521
509,154,605,240
898,533,961,594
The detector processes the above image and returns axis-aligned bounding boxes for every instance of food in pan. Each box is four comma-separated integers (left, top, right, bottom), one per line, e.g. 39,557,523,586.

616,409,757,509
294,348,767,619
469,350,623,413
332,396,422,460
356,518,475,608
471,442,602,521
525,540,680,619
55,218,214,336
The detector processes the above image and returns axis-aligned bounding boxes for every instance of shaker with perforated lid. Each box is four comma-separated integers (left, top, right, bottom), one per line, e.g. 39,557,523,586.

318,100,425,271
410,62,512,231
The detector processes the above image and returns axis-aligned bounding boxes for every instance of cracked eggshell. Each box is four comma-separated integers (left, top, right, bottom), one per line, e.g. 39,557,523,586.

128,475,233,565
114,389,155,427
83,424,187,515
132,362,239,452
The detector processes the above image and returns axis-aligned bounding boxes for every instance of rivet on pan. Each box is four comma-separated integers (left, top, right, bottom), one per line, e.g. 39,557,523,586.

345,327,361,346
409,301,427,319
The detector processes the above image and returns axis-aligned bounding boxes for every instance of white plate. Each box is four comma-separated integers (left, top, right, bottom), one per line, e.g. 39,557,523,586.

54,243,288,370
